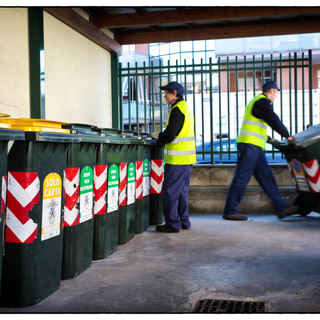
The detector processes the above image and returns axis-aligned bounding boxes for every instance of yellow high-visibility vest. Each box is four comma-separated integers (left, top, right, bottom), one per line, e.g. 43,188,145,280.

237,94,268,150
164,100,196,165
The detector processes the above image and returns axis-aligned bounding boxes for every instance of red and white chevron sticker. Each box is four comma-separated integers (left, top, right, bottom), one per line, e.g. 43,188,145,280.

303,159,320,193
6,172,40,243
94,165,107,215
136,161,143,200
64,167,80,226
119,163,127,206
150,159,164,194
1,175,7,213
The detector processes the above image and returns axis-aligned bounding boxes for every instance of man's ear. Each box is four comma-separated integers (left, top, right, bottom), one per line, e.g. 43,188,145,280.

173,90,178,97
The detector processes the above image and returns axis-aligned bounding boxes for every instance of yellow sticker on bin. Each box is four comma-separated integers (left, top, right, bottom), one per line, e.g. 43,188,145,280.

0,118,70,134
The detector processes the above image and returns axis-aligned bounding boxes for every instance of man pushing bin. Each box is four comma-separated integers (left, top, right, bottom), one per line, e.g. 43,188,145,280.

223,80,300,221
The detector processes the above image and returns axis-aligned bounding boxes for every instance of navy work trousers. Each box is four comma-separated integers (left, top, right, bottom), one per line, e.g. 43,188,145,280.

224,143,289,215
162,164,193,229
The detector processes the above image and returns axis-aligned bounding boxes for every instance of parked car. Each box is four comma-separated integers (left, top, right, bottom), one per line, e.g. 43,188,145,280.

196,139,286,164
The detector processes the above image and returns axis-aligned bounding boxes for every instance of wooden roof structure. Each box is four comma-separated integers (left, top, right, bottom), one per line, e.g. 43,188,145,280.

44,7,320,55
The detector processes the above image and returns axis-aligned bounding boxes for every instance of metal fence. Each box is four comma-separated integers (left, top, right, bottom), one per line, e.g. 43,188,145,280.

118,50,315,164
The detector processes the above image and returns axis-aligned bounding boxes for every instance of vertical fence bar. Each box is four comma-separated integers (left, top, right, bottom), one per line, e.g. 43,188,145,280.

159,60,163,132
135,62,139,132
308,49,313,126
209,57,214,164
289,53,293,134
118,62,123,130
252,55,256,96
127,62,131,130
226,57,231,160
150,61,155,132
302,52,306,130
200,58,205,161
244,55,247,106
294,53,298,133
235,56,239,138
192,58,196,145
279,53,284,124
143,61,147,132
218,57,222,162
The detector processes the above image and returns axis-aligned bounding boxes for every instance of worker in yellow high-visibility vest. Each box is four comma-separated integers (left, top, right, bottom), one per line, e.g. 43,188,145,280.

151,81,196,232
223,80,299,220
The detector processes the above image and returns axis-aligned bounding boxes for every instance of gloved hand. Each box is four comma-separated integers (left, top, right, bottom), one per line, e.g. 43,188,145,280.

151,132,159,140
267,136,280,149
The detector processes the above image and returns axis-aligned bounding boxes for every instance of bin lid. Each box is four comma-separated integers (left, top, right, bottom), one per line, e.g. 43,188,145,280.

0,118,70,134
122,130,145,144
24,132,80,143
62,123,106,143
0,128,25,140
292,124,320,144
93,127,125,137
93,128,131,144
278,124,320,152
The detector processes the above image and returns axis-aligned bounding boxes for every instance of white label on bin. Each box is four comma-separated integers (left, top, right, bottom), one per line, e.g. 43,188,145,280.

41,172,62,241
80,166,93,223
107,164,119,213
143,159,150,197
127,163,136,205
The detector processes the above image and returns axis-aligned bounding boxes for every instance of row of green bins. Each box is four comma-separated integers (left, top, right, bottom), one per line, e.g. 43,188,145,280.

0,122,25,303
61,123,106,278
0,118,77,307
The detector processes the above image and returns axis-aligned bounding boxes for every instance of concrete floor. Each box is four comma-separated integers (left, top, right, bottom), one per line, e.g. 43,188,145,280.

1,213,320,314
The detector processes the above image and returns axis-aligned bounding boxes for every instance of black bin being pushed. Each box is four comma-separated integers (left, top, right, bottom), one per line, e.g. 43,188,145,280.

0,118,76,307
61,123,105,279
278,124,320,216
149,139,164,225
0,123,24,303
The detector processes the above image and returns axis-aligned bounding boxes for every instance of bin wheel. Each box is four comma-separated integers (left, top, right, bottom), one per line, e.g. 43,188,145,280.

298,207,312,216
293,195,312,216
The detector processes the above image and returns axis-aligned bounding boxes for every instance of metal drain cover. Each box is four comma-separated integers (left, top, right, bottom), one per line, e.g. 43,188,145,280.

193,299,268,313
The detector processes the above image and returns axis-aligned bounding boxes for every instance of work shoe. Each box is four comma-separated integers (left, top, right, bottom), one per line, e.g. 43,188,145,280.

156,224,180,233
223,214,248,221
181,225,191,230
278,205,300,219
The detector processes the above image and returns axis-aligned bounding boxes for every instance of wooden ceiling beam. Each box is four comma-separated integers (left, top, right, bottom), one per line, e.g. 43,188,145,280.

90,7,320,29
44,7,122,54
115,19,320,44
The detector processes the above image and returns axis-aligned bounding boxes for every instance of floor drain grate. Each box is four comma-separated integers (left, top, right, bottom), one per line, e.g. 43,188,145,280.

192,299,268,313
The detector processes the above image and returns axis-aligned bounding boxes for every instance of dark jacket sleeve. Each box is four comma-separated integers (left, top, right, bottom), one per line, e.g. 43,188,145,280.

252,97,290,138
157,106,185,145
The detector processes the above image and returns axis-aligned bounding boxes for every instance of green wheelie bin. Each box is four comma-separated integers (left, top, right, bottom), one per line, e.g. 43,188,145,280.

117,130,137,244
278,124,320,216
0,118,76,307
61,123,105,279
0,122,25,303
131,132,153,233
91,128,127,259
